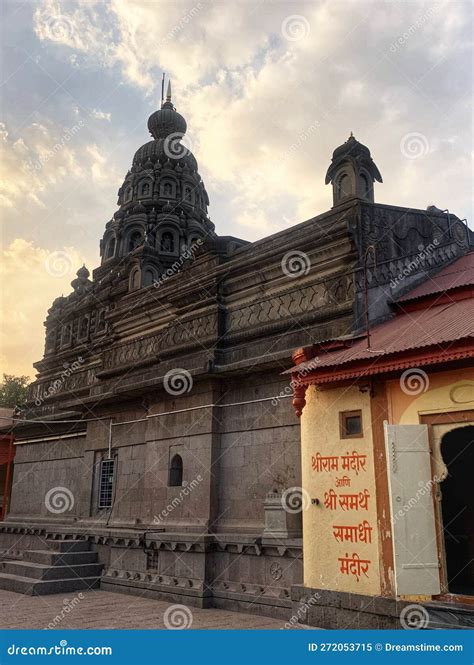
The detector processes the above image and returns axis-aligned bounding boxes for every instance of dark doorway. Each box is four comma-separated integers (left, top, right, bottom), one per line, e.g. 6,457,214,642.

440,425,474,595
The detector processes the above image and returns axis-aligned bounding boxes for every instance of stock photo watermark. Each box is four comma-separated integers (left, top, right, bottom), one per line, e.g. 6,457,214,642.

163,604,193,629
399,368,429,395
45,487,75,514
153,475,203,525
34,357,84,406
390,239,439,289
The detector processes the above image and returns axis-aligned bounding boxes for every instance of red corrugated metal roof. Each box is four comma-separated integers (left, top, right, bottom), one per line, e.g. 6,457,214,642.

399,251,474,303
288,298,474,373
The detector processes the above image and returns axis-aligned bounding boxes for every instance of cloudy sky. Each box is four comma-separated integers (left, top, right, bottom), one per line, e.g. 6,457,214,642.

0,0,472,378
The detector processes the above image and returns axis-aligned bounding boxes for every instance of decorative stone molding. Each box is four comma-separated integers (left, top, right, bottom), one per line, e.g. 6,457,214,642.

103,568,204,590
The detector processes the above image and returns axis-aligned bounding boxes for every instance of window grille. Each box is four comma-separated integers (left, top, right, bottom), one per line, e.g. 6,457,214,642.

98,458,115,509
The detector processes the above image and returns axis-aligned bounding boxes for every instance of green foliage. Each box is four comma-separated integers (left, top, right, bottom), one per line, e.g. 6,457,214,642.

0,374,30,408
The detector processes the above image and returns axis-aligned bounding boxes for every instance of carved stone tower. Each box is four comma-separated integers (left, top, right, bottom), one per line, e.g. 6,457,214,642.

97,81,216,290
325,133,383,206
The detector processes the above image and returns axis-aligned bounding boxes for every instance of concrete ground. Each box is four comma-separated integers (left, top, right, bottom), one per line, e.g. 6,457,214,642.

0,589,309,630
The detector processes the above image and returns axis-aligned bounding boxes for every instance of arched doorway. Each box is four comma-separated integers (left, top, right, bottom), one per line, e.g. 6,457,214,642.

440,425,474,595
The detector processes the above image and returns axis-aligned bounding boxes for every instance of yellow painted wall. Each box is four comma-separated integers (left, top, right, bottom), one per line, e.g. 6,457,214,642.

387,367,474,489
387,367,474,425
301,385,381,595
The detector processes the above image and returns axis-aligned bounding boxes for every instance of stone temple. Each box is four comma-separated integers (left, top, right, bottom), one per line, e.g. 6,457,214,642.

0,85,471,618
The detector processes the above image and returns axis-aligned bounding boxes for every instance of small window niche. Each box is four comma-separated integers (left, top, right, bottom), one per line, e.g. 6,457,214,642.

146,549,159,571
129,266,141,291
183,185,194,203
160,231,176,254
168,454,183,487
128,230,143,252
139,180,151,198
61,323,72,348
79,315,89,340
105,237,116,260
124,186,133,203
339,410,363,439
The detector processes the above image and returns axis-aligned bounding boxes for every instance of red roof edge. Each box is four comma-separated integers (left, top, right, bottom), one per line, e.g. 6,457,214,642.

395,285,474,313
289,340,474,386
291,335,364,366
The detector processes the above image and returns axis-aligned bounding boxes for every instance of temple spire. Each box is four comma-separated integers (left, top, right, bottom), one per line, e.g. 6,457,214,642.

166,80,172,103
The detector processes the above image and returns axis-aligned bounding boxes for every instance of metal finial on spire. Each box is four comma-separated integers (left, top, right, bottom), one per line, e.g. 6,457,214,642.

166,80,172,102
350,131,354,138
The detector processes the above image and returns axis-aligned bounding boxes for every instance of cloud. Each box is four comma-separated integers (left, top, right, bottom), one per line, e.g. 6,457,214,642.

29,0,472,240
0,240,88,378
0,114,123,255
86,144,109,183
91,109,111,122
0,118,87,211
1,0,470,376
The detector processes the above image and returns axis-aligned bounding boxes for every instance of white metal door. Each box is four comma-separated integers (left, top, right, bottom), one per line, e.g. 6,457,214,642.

384,422,441,596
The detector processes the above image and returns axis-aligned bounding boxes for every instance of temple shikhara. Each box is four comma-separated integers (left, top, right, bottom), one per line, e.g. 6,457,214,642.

0,84,472,629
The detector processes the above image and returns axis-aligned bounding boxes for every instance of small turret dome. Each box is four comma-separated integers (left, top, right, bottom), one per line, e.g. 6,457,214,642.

326,133,382,185
326,133,382,206
147,82,187,140
76,265,90,280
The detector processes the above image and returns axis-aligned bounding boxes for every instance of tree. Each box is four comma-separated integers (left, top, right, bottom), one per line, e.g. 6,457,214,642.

0,374,30,408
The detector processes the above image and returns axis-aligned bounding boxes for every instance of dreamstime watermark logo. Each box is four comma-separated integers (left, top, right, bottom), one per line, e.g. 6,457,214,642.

271,383,294,406
42,14,74,41
154,239,203,288
400,132,430,159
45,250,74,278
161,3,205,45
26,121,85,172
271,361,320,407
163,132,194,160
400,604,430,629
390,239,439,289
281,250,311,278
45,487,75,514
280,119,320,164
400,368,429,395
281,15,310,41
389,4,440,52
281,487,311,514
7,641,112,657
153,475,203,525
282,591,321,629
163,604,193,629
34,357,85,406
163,368,193,396
46,593,84,629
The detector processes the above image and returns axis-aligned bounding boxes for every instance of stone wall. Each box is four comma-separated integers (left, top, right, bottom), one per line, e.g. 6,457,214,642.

9,436,86,521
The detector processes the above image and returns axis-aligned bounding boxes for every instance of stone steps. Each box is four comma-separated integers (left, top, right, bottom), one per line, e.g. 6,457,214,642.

24,550,98,566
0,572,101,595
0,538,103,595
424,602,474,630
0,560,103,581
41,539,91,553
